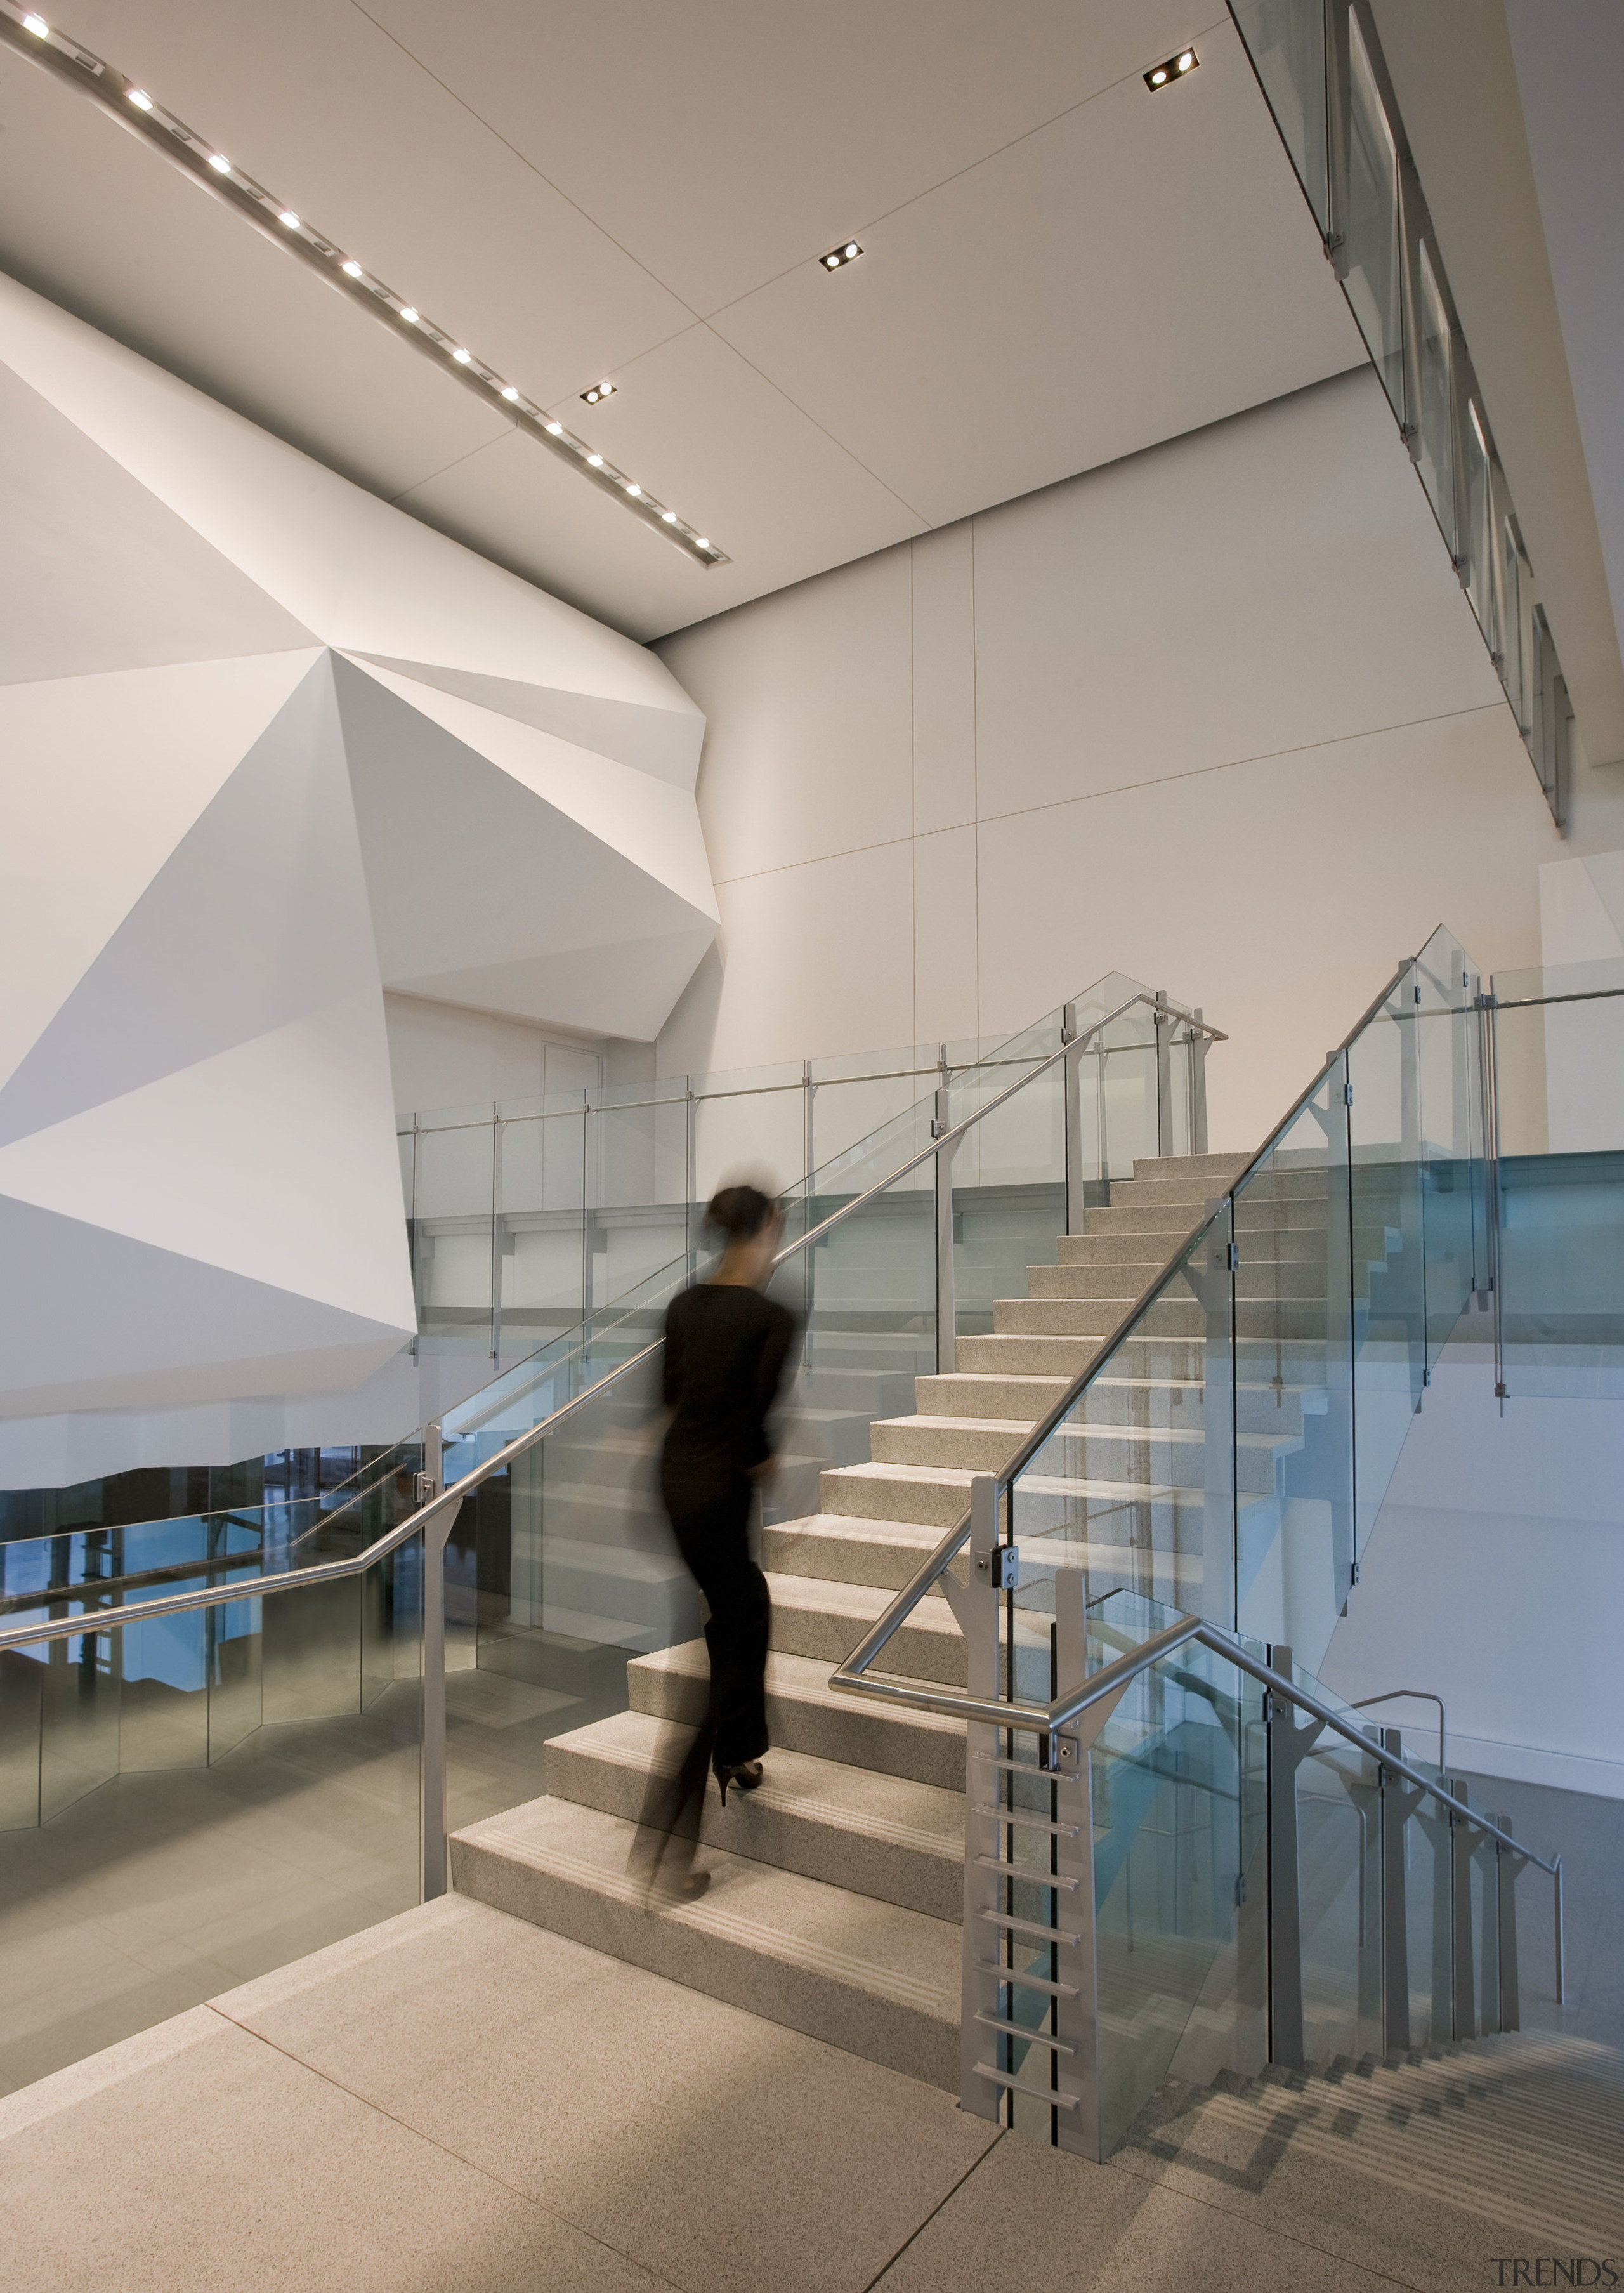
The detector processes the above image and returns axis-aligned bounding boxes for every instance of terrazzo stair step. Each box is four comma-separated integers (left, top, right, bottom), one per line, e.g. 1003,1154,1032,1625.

450,1794,962,2088
1101,1175,1250,1209
1127,1155,1252,1185
1075,1204,1212,1238
629,1641,967,1790
764,1568,970,1683
542,1708,964,1921
1055,1229,1210,1266
914,1371,1070,1420
819,1460,979,1531
869,1415,1033,1471
994,1296,1139,1337
1026,1260,1173,1299
763,1511,943,1592
957,1332,1107,1376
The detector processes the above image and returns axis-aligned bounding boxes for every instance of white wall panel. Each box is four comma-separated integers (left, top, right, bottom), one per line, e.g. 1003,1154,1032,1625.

657,367,1560,1140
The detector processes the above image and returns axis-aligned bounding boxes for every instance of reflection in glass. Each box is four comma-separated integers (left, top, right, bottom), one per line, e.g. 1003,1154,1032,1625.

1415,241,1454,544
1344,18,1404,419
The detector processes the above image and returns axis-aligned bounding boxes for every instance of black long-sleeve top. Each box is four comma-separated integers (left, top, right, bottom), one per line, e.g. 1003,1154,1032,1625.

661,1282,796,1489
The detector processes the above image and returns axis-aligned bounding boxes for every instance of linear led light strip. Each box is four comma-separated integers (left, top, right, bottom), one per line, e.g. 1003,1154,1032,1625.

0,4,727,567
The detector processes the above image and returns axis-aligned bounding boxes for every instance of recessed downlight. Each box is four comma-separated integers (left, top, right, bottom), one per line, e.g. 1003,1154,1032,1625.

452,346,471,364
502,384,520,402
207,151,232,173
126,86,152,108
1144,46,1199,88
400,306,419,324
587,452,603,467
662,509,678,523
22,13,48,34
341,259,363,277
546,421,564,435
626,483,641,497
582,379,617,404
278,209,299,229
820,238,863,272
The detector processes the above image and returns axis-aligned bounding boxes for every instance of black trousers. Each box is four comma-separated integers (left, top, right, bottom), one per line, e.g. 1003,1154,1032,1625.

636,1467,771,1869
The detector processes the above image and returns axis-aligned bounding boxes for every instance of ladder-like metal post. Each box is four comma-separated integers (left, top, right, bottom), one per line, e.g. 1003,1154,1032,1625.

1052,1563,1103,2159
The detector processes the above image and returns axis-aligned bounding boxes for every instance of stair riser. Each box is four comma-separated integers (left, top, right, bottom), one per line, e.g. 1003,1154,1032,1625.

1058,1381,1311,1437
1027,1262,1176,1299
771,1595,966,1684
914,1373,1068,1421
763,1521,933,1591
820,1469,971,1530
542,1735,962,1922
1039,1431,1290,1495
1076,1206,1205,1240
450,1830,959,2090
629,1657,967,1790
870,1421,1026,1470
957,1334,1105,1376
1129,1156,1253,1185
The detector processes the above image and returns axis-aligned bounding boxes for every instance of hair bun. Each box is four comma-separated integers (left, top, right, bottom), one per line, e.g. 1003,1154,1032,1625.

705,1183,775,1244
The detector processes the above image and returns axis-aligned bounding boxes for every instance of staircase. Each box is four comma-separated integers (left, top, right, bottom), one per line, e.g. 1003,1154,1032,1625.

450,1149,1255,2087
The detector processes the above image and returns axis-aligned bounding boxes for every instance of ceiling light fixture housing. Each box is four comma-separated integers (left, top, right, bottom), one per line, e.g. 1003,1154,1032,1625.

1144,47,1198,89
0,0,727,570
820,239,863,272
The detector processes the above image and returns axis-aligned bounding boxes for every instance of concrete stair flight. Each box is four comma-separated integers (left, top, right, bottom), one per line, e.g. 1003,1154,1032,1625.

452,1149,1283,2091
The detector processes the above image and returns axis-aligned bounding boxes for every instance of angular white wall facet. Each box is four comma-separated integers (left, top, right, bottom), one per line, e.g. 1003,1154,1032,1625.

0,270,704,732
353,656,704,790
334,657,716,1039
0,655,376,1147
0,648,324,1095
0,361,316,685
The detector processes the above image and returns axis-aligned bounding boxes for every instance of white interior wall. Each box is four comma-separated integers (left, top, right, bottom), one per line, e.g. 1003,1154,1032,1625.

383,991,605,1118
655,368,1574,1153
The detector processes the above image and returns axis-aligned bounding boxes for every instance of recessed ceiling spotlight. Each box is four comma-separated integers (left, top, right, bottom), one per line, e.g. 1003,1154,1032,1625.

581,379,617,404
452,346,471,364
502,384,520,402
400,306,419,324
341,258,363,277
626,483,641,497
662,509,678,523
278,209,299,229
1144,46,1199,88
126,86,153,108
820,239,863,272
207,152,232,173
695,539,710,551
587,452,603,467
545,421,564,435
22,13,49,34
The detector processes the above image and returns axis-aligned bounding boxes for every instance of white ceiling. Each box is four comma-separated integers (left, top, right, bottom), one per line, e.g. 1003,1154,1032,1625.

0,0,1363,640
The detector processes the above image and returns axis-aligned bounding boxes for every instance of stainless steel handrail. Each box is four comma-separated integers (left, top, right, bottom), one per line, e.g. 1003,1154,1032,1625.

1353,1688,1446,1771
0,987,1219,1656
825,949,1423,1690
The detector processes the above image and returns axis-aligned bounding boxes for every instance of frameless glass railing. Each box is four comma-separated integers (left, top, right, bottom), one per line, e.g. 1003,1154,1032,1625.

0,965,1222,2093
1228,0,1573,823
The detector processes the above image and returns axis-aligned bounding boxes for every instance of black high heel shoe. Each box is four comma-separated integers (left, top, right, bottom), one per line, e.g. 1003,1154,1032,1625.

716,1760,764,1807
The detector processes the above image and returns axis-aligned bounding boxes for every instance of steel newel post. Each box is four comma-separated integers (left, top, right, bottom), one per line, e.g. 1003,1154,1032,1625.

1495,1815,1521,2032
419,1421,462,1904
1052,1565,1103,2161
1189,1008,1209,1155
1449,1777,1477,2038
1062,1002,1084,1237
934,1071,959,1376
1153,989,1172,1156
1554,1859,1565,2004
1379,1726,1415,2053
1266,1642,1306,2070
959,1473,1004,2121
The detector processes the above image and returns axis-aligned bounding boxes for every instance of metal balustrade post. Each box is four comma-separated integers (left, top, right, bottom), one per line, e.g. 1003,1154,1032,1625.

1449,1775,1476,2038
934,1075,959,1376
1062,1002,1085,1237
960,1473,1005,2122
1189,1009,1209,1155
1266,1643,1307,2069
1379,1726,1420,2053
1052,1563,1103,2160
1495,1814,1521,2032
1154,989,1172,1156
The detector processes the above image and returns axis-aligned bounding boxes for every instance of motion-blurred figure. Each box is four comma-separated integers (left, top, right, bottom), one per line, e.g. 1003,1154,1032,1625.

633,1184,794,1902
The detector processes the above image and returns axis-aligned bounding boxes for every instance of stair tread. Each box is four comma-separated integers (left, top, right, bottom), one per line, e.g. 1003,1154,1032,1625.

453,1794,962,2021
634,1639,967,1740
551,1709,964,1855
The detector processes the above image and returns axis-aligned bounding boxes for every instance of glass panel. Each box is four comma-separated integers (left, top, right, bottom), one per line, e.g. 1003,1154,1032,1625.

1231,1065,1354,1669
1348,971,1424,1572
1089,1593,1267,2150
1231,0,1330,234
1500,521,1526,730
1292,1679,1382,2068
1462,401,1495,651
0,1535,422,2095
1344,16,1405,420
1398,1743,1451,2051
1010,1202,1235,1631
1415,928,1488,1366
1415,241,1455,544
